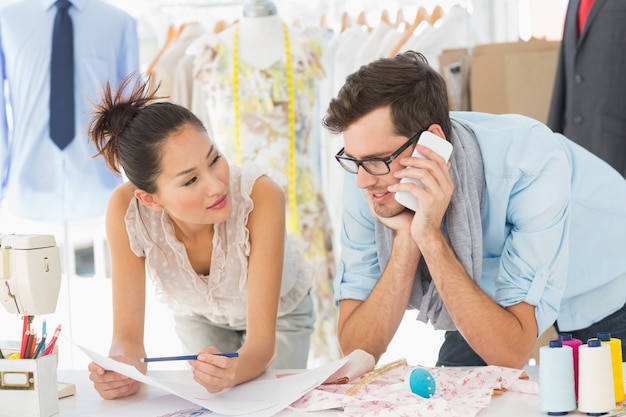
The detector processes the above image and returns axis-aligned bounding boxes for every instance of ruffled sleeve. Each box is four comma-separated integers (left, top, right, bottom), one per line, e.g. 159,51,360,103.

125,198,146,258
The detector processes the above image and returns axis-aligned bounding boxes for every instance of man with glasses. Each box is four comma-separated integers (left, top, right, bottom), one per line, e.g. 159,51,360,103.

324,50,626,367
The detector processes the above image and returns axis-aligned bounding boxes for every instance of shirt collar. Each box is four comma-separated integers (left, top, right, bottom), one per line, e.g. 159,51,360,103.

42,0,87,12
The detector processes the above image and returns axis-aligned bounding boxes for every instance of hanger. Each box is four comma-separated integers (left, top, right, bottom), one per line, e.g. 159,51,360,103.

146,23,178,75
356,10,372,31
356,11,366,26
380,9,391,25
428,5,444,25
176,21,202,39
176,22,188,38
388,7,428,57
319,13,327,29
340,11,351,33
213,19,228,33
394,8,407,30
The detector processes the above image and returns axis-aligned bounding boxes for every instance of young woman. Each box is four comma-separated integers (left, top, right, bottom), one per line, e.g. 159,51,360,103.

87,76,314,399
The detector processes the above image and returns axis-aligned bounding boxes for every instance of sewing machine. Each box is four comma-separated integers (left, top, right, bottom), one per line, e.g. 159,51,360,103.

0,234,61,315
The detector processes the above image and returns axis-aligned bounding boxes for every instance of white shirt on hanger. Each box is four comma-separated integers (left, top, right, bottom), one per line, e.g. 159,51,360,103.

401,6,478,72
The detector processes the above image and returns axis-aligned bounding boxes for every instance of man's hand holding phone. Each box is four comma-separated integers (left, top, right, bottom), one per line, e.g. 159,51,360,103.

393,131,453,212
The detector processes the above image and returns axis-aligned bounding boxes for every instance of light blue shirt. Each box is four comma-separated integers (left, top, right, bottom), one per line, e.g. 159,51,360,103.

335,111,626,335
0,0,139,221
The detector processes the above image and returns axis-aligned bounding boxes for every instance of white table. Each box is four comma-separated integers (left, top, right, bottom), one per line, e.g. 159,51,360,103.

56,365,625,417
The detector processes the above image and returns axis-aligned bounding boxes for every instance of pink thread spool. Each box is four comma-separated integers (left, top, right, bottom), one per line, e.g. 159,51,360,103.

558,333,581,399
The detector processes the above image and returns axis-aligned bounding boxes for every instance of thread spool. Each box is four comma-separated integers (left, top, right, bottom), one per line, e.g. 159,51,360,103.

558,333,582,399
596,332,624,403
577,339,615,415
404,368,436,398
539,339,576,415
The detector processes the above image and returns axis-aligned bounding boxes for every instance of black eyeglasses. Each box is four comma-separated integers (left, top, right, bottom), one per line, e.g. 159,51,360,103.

335,131,422,175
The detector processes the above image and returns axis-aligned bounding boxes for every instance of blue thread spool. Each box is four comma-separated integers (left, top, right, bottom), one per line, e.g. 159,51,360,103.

539,339,576,416
404,368,436,398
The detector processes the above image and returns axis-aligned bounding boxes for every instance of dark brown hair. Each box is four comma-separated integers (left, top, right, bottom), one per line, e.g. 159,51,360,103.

89,74,206,194
323,50,451,139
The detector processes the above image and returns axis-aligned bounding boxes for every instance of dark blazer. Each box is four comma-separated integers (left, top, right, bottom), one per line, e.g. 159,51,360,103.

547,0,626,176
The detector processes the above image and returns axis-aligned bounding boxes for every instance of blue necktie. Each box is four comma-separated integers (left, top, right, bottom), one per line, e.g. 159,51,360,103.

49,0,75,150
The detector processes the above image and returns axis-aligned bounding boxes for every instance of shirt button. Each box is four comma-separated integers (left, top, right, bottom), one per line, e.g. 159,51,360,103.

573,115,583,124
575,74,583,84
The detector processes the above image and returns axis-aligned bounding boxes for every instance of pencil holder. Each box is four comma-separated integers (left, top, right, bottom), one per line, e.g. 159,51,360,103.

0,352,59,417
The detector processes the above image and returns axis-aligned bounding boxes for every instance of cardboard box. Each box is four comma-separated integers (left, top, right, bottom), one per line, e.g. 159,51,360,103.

469,39,560,124
0,353,59,417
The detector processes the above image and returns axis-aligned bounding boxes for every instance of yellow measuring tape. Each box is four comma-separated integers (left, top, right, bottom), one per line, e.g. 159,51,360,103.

233,23,298,234
345,358,408,396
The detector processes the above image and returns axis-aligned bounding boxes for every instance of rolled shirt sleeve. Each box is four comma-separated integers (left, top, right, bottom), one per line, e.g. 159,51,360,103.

333,172,382,305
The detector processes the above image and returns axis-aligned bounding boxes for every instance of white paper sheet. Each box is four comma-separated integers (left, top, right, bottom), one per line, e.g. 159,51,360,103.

78,345,349,417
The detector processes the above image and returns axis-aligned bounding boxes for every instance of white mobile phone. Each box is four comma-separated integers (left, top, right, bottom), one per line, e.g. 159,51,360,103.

393,131,453,211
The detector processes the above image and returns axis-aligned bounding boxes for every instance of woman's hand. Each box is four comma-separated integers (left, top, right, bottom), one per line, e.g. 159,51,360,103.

191,347,239,393
88,355,144,400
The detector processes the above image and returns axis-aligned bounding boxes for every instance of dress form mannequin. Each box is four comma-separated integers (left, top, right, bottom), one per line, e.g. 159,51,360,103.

243,0,276,17
237,14,285,69
215,0,285,69
193,2,339,365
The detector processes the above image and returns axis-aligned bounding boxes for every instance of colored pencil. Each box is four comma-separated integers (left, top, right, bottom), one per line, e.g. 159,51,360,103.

140,352,239,362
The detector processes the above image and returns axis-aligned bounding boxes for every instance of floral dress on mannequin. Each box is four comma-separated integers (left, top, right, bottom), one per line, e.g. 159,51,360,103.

193,25,339,364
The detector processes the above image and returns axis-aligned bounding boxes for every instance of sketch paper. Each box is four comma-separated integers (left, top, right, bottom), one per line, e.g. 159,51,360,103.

79,345,349,416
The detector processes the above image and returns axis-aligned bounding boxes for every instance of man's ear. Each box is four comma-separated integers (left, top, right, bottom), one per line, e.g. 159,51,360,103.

427,124,446,140
135,189,163,211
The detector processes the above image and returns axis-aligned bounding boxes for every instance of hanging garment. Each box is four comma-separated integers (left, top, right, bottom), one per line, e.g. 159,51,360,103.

0,0,139,221
193,23,339,364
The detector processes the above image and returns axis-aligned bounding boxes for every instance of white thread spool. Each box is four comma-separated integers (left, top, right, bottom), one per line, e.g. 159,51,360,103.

577,339,615,415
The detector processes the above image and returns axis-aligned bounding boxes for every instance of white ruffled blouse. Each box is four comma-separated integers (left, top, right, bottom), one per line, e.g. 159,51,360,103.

125,164,313,328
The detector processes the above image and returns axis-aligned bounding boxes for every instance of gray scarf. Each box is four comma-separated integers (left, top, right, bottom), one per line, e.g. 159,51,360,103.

374,119,485,330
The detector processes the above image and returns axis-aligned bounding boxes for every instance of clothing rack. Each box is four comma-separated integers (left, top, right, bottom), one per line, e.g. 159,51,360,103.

158,0,300,9
159,0,244,9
